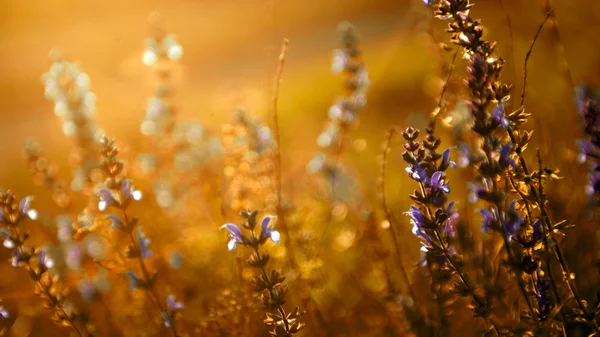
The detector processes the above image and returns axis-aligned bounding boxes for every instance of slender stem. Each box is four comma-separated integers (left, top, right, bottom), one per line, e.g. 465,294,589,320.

271,38,288,213
430,47,459,131
432,230,487,309
519,10,552,108
269,38,300,277
254,247,290,333
122,209,180,337
498,0,517,111
535,151,563,309
381,128,416,301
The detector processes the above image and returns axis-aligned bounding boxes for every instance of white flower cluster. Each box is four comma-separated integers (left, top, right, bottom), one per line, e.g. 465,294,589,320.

42,52,105,191
42,53,103,140
141,33,183,67
308,22,369,175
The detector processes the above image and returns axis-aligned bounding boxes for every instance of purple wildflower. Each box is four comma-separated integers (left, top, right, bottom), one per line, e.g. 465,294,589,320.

585,169,600,197
106,214,124,230
503,201,524,239
11,250,22,267
137,226,152,259
468,179,491,203
97,189,114,211
456,142,472,168
161,311,174,328
259,216,280,243
445,201,460,237
439,148,457,171
576,139,595,163
405,162,427,182
515,220,543,249
576,83,600,145
166,295,184,311
480,208,496,234
1,229,13,249
19,196,34,216
498,143,517,169
428,171,451,194
406,206,426,231
0,301,8,319
126,271,139,290
491,102,510,129
38,249,55,269
535,269,553,317
220,223,245,251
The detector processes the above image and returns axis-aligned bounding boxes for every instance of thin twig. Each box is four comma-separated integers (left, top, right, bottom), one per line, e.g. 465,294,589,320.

535,150,563,316
380,127,416,301
430,47,459,131
271,38,288,213
269,38,300,276
123,211,180,337
498,0,517,111
520,10,553,108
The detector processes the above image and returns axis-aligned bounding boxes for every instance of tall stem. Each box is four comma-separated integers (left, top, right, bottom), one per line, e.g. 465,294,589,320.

122,209,180,337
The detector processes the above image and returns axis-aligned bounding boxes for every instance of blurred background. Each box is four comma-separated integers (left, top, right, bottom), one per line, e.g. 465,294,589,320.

1,0,599,184
1,0,600,335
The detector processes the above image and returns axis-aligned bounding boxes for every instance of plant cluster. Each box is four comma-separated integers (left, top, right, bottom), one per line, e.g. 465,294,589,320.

1,1,600,336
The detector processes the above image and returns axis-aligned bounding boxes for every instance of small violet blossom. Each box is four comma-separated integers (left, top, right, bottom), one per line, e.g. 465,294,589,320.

480,208,497,234
503,200,524,240
97,189,114,212
162,295,184,328
220,223,245,251
0,300,8,319
137,226,152,259
11,250,23,268
38,249,55,269
405,162,427,182
444,201,460,237
126,271,140,290
259,216,280,243
106,214,123,230
439,148,457,170
491,102,510,129
427,171,451,194
167,295,184,311
1,229,14,249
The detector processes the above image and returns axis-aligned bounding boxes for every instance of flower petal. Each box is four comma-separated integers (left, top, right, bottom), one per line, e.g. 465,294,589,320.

431,171,442,187
126,271,139,290
221,223,242,238
19,196,34,215
106,215,123,230
261,215,277,234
